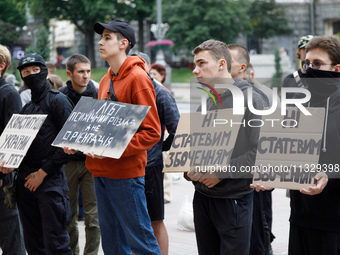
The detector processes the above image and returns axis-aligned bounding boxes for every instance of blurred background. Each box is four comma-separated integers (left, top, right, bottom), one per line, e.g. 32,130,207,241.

2,0,340,88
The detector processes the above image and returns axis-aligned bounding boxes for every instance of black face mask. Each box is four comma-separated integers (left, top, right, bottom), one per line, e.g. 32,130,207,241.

305,68,340,105
21,66,49,102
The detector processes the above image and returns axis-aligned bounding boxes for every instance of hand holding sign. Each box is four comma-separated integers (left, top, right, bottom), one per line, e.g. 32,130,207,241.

63,146,79,155
84,151,105,159
250,183,274,192
300,172,328,196
0,160,15,174
187,168,221,188
187,168,203,181
199,172,221,188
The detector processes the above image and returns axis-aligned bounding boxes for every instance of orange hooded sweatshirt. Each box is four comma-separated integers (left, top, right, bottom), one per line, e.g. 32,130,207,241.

85,56,161,179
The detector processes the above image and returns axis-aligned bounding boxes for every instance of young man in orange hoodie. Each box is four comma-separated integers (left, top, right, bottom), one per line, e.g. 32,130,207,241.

66,20,162,254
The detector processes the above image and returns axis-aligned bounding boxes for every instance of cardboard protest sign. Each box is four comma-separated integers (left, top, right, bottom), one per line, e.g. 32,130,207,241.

0,114,47,168
52,97,150,159
252,107,325,190
164,109,244,172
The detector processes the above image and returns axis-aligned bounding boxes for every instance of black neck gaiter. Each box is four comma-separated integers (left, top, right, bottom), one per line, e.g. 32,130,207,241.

306,68,340,106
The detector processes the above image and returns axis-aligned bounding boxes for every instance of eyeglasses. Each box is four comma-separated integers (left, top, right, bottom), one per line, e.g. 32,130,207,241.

302,60,335,70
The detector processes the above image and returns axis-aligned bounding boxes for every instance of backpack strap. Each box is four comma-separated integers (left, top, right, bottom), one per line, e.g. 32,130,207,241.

293,71,304,88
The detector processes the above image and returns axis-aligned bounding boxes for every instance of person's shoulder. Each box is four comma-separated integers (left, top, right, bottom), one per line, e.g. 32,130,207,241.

1,83,19,94
58,85,67,94
49,90,74,109
284,73,294,79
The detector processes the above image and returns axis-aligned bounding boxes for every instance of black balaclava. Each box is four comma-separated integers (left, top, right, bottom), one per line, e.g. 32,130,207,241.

305,68,340,105
21,65,50,103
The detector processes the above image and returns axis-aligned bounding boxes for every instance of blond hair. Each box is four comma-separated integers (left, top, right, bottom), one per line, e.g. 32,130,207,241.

0,44,11,76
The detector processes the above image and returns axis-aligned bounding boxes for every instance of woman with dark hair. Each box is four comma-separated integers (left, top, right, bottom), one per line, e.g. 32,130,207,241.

150,63,166,84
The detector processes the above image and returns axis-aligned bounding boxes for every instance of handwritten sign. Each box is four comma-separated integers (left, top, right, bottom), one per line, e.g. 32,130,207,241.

0,114,47,168
52,97,150,159
164,109,244,172
252,107,325,189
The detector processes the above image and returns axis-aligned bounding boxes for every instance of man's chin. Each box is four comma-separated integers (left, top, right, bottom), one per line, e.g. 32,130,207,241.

196,78,213,87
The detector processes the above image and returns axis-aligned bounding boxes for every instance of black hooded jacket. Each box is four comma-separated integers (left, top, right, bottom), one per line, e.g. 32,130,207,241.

19,68,74,178
59,80,98,161
290,68,340,231
59,80,98,106
185,79,266,199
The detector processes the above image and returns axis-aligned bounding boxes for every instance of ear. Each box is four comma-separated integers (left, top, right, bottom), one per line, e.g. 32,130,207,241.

119,38,129,50
250,70,255,79
334,64,340,73
0,62,6,74
240,64,247,73
66,70,72,78
218,59,226,71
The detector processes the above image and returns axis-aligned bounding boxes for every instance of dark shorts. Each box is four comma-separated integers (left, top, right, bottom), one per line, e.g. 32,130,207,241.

145,164,164,221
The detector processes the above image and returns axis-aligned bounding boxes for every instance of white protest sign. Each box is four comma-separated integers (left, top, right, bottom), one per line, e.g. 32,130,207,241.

252,107,325,190
52,97,150,159
0,114,47,168
164,109,244,172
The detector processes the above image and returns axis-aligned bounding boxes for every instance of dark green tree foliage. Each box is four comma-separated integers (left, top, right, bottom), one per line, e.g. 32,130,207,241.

27,0,116,67
249,0,291,39
163,0,253,51
114,0,155,51
0,0,26,46
0,0,26,26
272,48,282,88
36,26,50,60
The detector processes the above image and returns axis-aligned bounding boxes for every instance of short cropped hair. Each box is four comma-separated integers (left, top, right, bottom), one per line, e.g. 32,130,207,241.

305,35,340,65
116,33,132,55
66,54,91,73
192,39,232,73
0,44,11,76
227,44,250,67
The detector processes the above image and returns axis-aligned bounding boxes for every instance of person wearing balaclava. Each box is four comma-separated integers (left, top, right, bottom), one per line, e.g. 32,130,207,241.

287,35,340,255
0,53,74,254
254,36,340,255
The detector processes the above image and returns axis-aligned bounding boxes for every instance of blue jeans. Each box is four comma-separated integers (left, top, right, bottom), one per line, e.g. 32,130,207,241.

94,176,161,255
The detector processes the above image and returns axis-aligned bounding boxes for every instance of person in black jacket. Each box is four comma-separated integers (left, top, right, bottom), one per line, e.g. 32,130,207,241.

0,44,26,254
59,54,100,255
0,53,73,254
227,43,274,255
185,39,265,255
254,35,340,255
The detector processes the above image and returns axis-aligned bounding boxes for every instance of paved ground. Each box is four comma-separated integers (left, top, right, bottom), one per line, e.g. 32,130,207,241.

78,176,290,255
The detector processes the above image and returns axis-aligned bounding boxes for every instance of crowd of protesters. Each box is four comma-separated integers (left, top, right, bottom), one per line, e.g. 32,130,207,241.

0,17,339,255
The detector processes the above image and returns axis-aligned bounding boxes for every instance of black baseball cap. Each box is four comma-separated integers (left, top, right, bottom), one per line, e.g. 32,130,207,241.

17,53,46,71
94,20,136,49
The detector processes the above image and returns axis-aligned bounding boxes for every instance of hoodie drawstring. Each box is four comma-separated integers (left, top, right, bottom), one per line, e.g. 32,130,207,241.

322,97,330,153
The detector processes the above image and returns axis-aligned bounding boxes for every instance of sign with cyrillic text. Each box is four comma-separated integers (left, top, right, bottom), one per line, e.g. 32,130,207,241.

164,109,244,172
52,97,150,159
0,114,47,168
252,107,325,189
